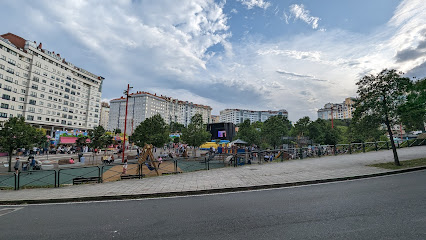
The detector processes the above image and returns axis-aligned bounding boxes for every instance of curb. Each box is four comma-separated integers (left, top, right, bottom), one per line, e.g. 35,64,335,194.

1,166,425,205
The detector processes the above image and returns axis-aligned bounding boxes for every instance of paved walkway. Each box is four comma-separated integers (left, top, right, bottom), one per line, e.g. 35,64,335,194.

0,146,425,203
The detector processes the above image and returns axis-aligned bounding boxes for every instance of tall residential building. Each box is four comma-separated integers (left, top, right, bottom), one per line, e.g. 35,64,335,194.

109,91,211,135
211,115,220,123
219,109,288,125
100,102,110,130
0,33,104,137
317,97,355,120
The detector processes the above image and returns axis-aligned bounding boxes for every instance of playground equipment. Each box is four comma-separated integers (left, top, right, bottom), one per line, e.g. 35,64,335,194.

138,144,159,176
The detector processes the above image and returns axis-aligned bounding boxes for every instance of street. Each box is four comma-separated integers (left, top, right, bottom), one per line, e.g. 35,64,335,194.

0,170,425,240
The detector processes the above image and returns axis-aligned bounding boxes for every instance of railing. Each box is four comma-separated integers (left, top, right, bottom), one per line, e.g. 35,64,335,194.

2,140,424,190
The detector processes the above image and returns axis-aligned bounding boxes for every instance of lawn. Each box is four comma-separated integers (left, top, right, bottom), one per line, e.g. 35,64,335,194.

368,158,426,170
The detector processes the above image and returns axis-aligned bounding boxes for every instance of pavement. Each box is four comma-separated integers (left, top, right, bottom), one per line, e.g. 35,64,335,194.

0,146,425,204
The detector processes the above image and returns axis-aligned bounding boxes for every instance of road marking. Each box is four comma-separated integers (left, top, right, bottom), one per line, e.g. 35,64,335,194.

0,207,24,217
1,169,424,207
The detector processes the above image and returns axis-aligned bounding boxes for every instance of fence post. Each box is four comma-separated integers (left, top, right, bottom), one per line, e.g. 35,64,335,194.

100,166,104,183
362,143,365,153
54,170,57,188
300,148,303,159
57,169,61,187
349,144,352,154
17,172,20,190
318,146,321,158
334,145,337,155
386,141,390,150
375,142,378,151
14,173,17,190
97,166,101,183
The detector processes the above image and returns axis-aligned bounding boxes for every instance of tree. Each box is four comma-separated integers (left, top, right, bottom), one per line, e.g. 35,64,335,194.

236,119,260,146
307,119,340,145
293,116,311,137
353,69,411,166
181,114,211,155
88,125,112,151
261,115,292,149
131,114,170,147
398,77,426,132
113,128,122,134
170,122,185,133
0,117,45,172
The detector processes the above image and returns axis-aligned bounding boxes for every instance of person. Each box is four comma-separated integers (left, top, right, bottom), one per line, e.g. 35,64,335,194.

80,155,85,164
69,158,75,164
122,159,128,175
14,157,20,174
157,156,163,168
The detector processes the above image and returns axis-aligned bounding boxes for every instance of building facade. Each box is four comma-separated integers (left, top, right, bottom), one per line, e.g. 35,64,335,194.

0,33,104,137
317,98,355,120
211,115,220,123
99,102,110,130
109,91,211,135
219,109,288,125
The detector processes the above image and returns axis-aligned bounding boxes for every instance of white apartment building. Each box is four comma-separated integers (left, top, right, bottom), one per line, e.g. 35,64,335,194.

219,109,289,125
100,104,110,130
317,98,355,120
109,91,211,135
0,33,103,137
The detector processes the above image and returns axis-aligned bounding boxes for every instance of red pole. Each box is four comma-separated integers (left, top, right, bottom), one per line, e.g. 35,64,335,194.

122,84,130,163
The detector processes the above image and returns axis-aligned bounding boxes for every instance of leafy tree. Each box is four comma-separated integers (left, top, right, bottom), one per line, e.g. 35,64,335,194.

261,115,292,149
181,114,211,155
170,122,185,133
353,69,411,166
113,128,122,134
75,136,89,152
0,117,45,172
131,114,169,147
294,116,311,137
398,77,426,131
173,136,180,144
348,115,385,142
88,125,112,151
308,119,340,145
236,119,260,146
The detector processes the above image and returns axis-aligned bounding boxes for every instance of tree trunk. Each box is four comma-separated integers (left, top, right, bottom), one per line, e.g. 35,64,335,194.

385,117,400,166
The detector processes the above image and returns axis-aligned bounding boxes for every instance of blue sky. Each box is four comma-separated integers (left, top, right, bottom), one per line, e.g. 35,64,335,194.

1,0,425,121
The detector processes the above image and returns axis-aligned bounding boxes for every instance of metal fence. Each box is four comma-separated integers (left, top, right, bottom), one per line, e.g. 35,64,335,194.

1,139,425,190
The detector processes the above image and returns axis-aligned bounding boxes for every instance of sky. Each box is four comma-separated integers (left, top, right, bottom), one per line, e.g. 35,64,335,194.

1,0,425,122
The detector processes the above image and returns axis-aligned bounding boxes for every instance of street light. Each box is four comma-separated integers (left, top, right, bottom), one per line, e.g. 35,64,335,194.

122,84,133,163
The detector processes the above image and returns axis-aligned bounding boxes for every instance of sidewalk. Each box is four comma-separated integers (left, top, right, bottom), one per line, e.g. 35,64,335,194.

1,146,425,204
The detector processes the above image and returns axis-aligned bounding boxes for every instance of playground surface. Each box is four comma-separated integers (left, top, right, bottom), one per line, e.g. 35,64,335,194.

0,146,425,204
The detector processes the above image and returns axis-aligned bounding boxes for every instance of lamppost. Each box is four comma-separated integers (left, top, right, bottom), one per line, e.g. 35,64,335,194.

122,84,133,163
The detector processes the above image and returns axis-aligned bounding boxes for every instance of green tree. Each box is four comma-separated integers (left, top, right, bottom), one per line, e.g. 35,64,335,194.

181,114,211,155
236,119,260,146
131,114,170,147
0,117,45,172
261,115,292,149
294,116,311,137
113,128,122,134
170,122,185,133
88,125,112,151
307,119,341,145
353,69,411,166
398,77,426,131
173,136,180,144
348,115,385,142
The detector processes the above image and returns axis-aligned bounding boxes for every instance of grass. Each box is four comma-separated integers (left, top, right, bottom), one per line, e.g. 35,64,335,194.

368,158,426,170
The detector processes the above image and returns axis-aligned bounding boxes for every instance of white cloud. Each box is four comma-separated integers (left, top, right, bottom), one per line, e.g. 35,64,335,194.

288,4,320,29
238,0,271,10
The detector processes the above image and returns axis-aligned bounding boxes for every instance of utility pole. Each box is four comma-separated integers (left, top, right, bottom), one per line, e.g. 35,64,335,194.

122,84,132,163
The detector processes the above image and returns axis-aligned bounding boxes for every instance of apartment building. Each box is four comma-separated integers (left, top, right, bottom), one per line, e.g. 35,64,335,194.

210,115,220,123
100,102,110,130
0,33,104,136
317,97,355,120
109,91,211,135
219,109,288,125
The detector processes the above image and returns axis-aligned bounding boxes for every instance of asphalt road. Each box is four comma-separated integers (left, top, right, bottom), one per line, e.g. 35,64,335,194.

1,170,425,240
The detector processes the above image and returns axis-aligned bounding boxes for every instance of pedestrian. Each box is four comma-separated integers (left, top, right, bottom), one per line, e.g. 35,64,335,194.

122,159,128,175
14,157,20,175
157,156,163,168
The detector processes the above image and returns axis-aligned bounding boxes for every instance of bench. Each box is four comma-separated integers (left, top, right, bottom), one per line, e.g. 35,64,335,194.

120,174,143,180
72,177,100,185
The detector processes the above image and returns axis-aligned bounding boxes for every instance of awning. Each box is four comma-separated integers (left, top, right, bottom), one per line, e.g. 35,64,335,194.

59,137,90,144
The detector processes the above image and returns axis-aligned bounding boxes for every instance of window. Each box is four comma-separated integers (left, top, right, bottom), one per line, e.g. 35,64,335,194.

1,103,9,109
29,100,37,105
27,115,34,121
0,112,7,118
2,94,10,100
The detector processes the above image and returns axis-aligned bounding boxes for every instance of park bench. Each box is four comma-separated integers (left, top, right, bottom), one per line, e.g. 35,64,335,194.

72,177,100,185
120,174,143,180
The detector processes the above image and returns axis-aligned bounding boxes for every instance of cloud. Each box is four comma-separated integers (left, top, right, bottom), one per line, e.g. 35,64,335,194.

395,38,426,62
238,0,271,10
288,4,320,29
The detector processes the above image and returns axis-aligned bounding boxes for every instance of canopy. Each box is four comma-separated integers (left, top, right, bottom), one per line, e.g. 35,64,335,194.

230,139,248,145
59,137,90,144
